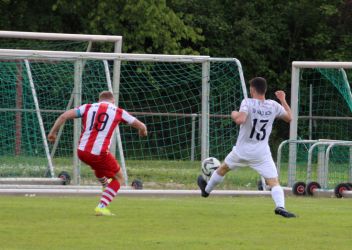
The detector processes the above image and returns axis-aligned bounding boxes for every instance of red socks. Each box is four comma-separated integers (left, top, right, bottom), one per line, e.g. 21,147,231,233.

100,179,120,207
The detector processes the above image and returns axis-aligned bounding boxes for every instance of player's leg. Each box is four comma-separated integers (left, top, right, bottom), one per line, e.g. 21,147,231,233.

197,162,230,197
265,178,295,218
115,167,125,186
264,178,284,209
95,153,123,215
78,149,113,189
198,147,245,197
77,150,115,216
251,158,296,218
97,176,112,189
95,167,124,191
206,163,230,192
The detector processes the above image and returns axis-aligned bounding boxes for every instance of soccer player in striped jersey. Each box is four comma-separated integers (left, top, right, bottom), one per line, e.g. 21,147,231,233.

197,77,296,218
48,91,147,216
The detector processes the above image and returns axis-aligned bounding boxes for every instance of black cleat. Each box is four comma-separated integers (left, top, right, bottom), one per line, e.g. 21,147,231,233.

197,175,209,197
275,207,296,218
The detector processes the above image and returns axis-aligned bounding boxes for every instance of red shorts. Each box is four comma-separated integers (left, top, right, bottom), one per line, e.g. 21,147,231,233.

77,149,120,178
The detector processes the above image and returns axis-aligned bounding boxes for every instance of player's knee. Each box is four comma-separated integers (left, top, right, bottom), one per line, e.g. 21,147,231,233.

216,163,230,176
115,171,124,185
265,177,280,188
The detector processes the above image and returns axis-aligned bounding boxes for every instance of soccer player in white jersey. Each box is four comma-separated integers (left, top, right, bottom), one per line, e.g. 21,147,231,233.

197,77,296,218
48,91,147,216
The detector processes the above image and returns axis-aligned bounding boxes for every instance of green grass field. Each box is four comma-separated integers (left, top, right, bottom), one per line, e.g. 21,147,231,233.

2,156,350,189
1,196,352,250
0,157,263,189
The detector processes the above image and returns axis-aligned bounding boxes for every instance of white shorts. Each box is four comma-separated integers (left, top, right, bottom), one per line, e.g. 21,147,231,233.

224,147,278,179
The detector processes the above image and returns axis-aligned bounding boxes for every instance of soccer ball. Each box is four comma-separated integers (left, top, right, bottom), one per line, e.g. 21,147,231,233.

201,157,221,181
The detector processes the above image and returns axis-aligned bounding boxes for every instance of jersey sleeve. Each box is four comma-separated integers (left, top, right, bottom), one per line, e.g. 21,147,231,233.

239,99,250,113
120,109,136,124
274,101,287,118
75,104,88,118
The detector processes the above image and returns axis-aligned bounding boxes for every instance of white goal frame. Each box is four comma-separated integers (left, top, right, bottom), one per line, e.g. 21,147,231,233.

0,48,247,186
0,31,123,184
288,61,352,186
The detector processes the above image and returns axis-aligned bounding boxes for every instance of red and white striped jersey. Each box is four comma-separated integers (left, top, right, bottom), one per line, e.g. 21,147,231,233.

75,101,136,155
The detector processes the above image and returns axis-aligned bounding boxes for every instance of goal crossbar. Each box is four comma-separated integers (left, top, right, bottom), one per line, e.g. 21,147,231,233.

0,30,122,42
0,49,210,62
292,61,352,69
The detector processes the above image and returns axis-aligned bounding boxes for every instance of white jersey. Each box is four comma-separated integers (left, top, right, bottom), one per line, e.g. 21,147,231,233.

234,98,286,160
76,101,136,155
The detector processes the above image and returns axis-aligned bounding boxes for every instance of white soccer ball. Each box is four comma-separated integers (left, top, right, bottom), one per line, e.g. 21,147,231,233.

201,157,221,181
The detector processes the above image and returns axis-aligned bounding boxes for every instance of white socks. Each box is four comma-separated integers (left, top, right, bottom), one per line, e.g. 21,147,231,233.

205,171,225,193
205,172,285,209
271,185,285,208
98,202,106,208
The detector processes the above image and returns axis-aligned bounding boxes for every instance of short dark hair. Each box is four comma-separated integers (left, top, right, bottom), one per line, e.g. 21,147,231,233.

99,91,114,101
249,77,267,95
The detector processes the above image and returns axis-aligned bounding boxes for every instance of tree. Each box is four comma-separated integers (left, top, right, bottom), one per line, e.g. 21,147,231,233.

54,0,204,54
1,0,351,148
0,0,204,54
0,0,67,32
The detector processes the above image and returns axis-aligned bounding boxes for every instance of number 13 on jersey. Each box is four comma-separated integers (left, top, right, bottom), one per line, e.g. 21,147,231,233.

249,119,268,141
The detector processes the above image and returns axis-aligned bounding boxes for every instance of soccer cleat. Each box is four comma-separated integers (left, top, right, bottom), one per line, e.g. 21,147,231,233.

95,206,115,216
197,175,209,198
274,207,296,218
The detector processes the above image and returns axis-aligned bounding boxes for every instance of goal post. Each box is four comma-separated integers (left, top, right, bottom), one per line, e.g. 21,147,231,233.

0,49,247,186
287,61,352,186
0,31,124,184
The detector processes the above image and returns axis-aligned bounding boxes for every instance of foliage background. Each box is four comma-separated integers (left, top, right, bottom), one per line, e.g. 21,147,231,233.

1,0,351,147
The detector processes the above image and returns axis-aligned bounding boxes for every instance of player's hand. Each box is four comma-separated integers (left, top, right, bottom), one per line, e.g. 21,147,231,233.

48,133,56,143
275,90,286,102
139,129,148,137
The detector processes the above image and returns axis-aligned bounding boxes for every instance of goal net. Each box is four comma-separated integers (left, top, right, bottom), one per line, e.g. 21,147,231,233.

0,49,246,187
280,62,352,187
0,31,123,185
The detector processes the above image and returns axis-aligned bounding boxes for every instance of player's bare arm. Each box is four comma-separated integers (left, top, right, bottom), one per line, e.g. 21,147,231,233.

275,90,292,123
48,109,78,142
231,111,247,125
131,119,148,137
